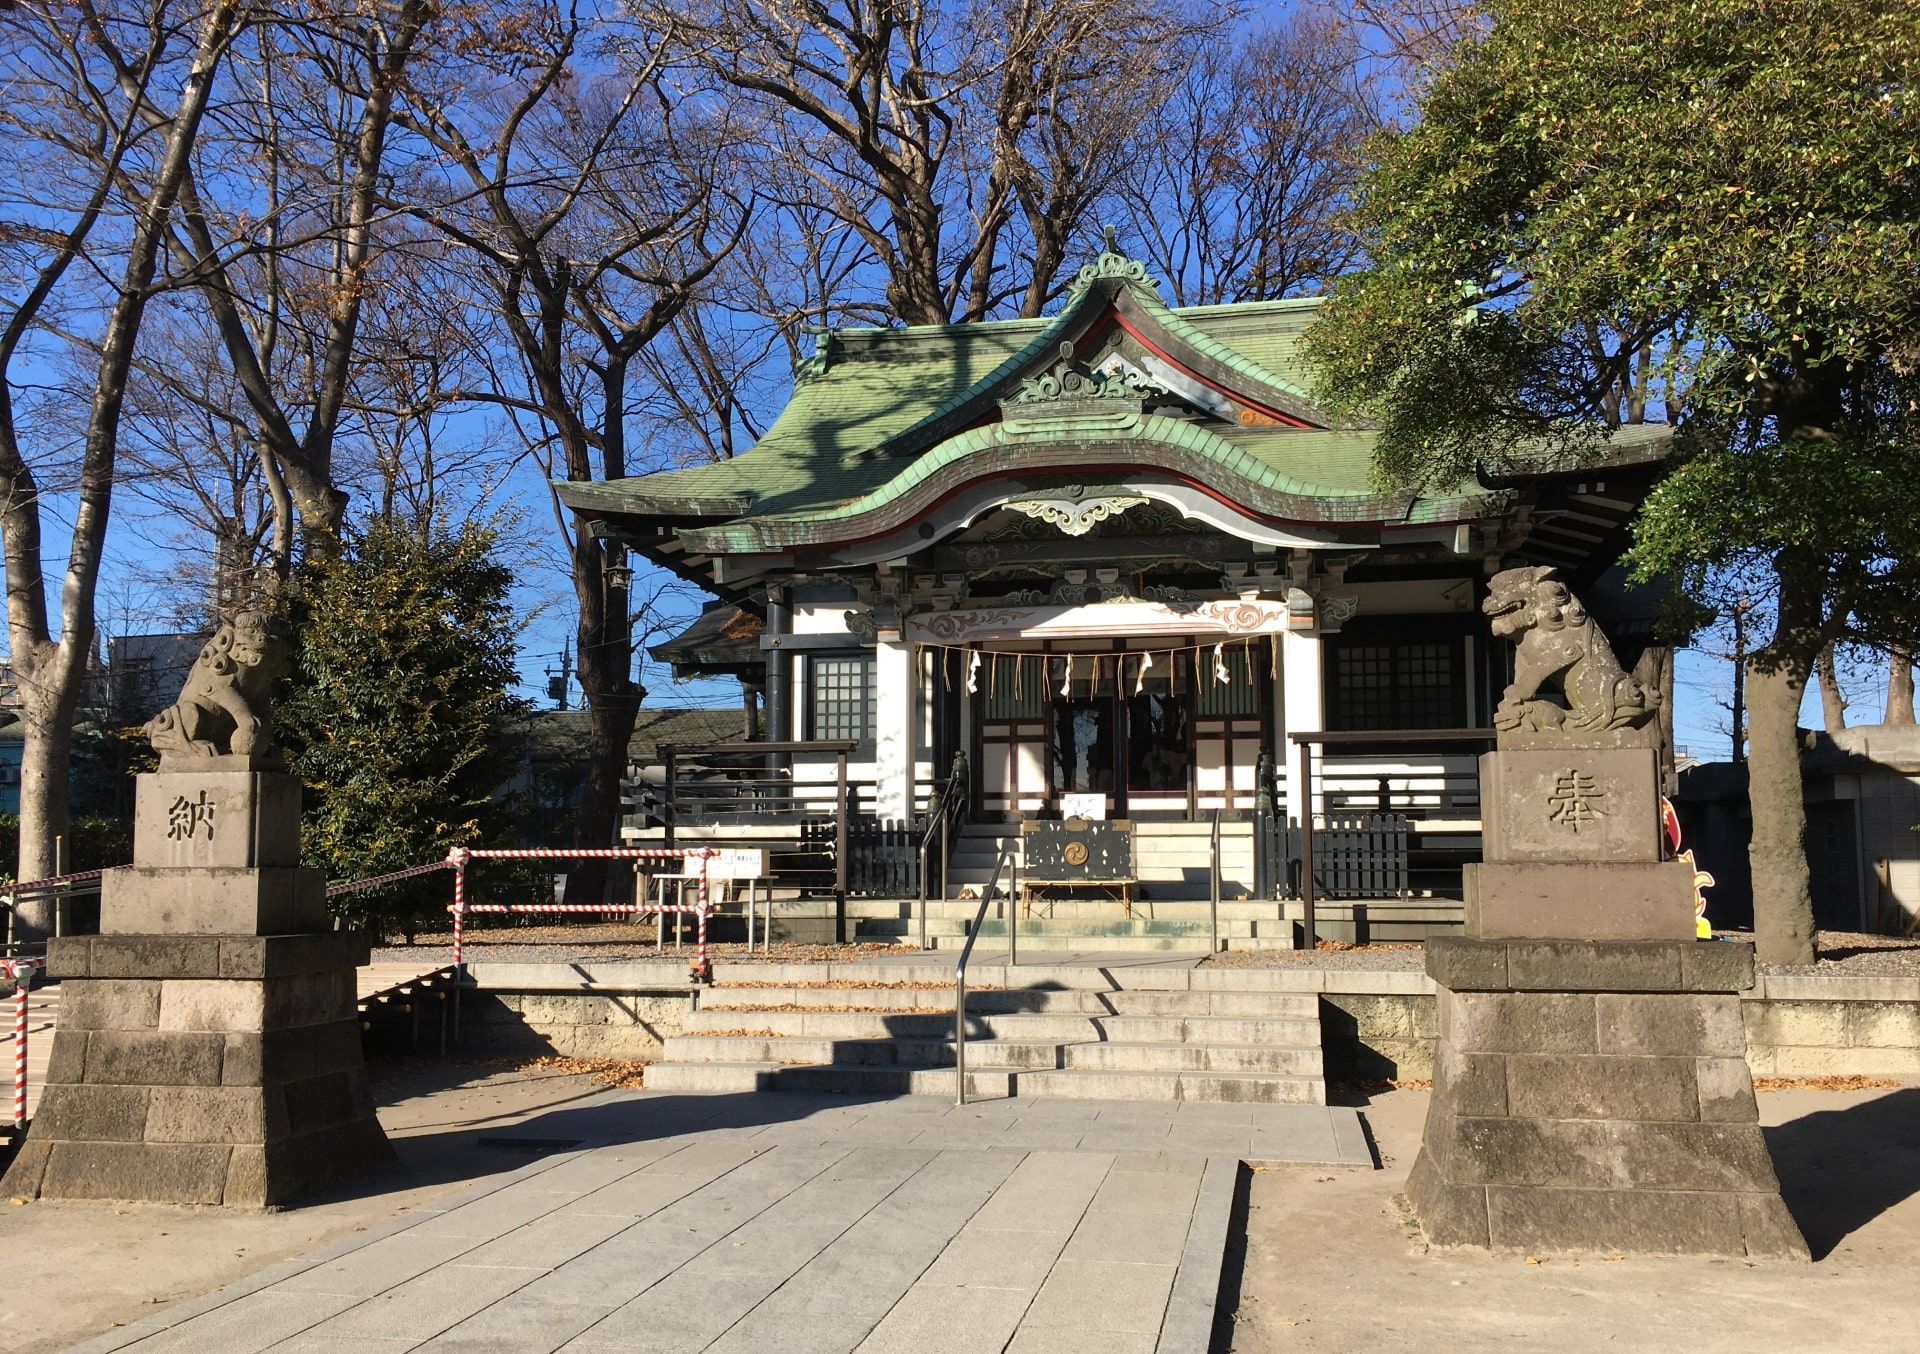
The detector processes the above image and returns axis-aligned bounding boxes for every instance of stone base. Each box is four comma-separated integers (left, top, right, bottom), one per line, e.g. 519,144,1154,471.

1409,937,1808,1259
1464,861,1698,941
100,865,328,936
0,933,393,1208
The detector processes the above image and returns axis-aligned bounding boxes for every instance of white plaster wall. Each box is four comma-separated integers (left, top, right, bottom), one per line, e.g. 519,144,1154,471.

1281,629,1323,825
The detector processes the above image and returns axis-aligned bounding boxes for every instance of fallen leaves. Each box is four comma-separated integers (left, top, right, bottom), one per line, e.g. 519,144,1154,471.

1753,1075,1899,1092
511,1056,649,1090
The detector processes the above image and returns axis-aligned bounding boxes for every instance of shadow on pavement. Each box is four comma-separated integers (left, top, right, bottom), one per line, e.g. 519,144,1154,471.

1765,1087,1920,1260
302,1083,906,1208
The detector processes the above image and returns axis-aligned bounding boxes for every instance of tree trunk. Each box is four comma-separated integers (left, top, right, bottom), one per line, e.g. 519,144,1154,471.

1816,643,1848,731
11,664,78,932
1745,581,1820,965
1728,597,1749,761
563,534,640,905
1887,648,1915,725
1632,644,1675,786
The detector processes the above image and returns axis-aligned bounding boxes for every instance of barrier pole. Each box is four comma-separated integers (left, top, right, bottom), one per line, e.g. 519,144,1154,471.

693,853,712,984
14,982,26,1130
9,960,37,1132
449,848,470,1040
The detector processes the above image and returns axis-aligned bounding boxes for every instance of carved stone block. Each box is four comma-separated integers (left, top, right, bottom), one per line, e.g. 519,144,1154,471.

133,772,302,870
1480,749,1661,862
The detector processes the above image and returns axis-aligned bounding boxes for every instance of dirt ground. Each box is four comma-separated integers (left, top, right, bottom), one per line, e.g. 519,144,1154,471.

0,1060,614,1354
1227,1082,1920,1353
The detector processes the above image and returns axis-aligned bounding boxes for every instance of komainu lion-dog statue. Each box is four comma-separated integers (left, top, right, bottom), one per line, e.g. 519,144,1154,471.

1483,565,1658,741
145,608,290,769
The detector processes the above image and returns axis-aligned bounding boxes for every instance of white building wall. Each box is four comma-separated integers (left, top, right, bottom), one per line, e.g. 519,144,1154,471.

1281,628,1323,825
873,638,915,820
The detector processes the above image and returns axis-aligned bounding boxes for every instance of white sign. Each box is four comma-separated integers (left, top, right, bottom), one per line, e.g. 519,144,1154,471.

1060,794,1107,821
703,848,769,880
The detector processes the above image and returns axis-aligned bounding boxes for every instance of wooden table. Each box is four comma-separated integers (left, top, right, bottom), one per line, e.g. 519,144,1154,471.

1019,877,1137,919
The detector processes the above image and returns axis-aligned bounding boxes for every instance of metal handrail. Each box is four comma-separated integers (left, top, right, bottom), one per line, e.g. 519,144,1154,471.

917,756,968,951
954,841,1015,1107
1209,808,1222,954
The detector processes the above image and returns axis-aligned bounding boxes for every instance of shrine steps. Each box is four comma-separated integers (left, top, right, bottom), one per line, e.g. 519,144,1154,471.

642,969,1327,1105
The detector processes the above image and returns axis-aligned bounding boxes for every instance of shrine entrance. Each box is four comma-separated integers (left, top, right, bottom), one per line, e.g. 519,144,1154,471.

970,642,1264,820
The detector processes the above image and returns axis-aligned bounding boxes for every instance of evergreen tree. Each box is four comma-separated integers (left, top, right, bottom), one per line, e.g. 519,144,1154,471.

279,518,533,939
1304,0,1920,963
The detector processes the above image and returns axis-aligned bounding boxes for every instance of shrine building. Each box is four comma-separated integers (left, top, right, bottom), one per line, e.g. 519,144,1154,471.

562,243,1672,938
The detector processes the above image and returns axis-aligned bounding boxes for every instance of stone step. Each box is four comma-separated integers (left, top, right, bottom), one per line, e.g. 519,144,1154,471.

701,986,1322,1018
681,1008,1323,1045
662,1034,1069,1069
1062,1041,1322,1076
702,960,1333,991
662,1033,1323,1078
1011,1068,1327,1105
642,1059,1323,1104
641,1059,1015,1099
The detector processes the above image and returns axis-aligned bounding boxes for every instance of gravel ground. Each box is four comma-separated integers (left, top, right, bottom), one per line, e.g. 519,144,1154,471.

1751,930,1920,977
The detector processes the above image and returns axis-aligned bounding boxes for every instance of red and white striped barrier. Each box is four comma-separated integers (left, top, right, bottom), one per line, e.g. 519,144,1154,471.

5,957,45,1132
443,847,715,980
326,859,457,897
2,868,106,895
457,903,647,913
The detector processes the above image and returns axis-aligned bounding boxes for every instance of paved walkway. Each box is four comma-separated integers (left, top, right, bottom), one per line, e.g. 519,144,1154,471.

66,1091,1373,1354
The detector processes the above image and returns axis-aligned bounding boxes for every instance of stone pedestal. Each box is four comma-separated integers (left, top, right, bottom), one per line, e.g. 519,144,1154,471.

1465,749,1696,941
1409,938,1807,1258
1,771,392,1207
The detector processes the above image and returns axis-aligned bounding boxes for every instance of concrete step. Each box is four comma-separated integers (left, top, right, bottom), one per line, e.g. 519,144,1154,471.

663,1034,1321,1078
682,1007,1323,1045
642,1059,1015,1099
681,1009,1109,1040
1062,1041,1322,1076
700,985,1321,1018
661,1034,1069,1069
1011,1068,1326,1106
643,1058,1323,1104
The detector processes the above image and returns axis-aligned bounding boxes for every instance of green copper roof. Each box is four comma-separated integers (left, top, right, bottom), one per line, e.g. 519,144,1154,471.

556,253,1671,550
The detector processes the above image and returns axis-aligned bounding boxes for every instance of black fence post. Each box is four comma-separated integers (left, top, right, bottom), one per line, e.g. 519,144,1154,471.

834,750,849,943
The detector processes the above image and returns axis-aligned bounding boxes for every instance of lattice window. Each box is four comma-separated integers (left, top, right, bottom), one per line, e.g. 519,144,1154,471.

809,654,875,741
1330,641,1459,729
983,654,1048,720
1194,644,1261,717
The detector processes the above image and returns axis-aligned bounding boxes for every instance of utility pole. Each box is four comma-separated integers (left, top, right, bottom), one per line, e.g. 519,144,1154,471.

545,640,574,711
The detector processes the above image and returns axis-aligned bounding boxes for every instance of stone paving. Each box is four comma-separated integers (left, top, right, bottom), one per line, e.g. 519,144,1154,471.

65,1090,1373,1354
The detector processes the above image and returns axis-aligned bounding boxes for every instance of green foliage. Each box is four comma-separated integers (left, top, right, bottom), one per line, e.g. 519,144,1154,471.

1303,0,1920,499
1304,0,1920,959
0,813,132,882
278,518,535,938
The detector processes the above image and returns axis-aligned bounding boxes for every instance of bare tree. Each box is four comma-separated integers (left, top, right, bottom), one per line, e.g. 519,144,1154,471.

148,2,436,558
1341,0,1483,92
395,2,750,898
1118,10,1380,306
0,0,250,923
646,0,1219,325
